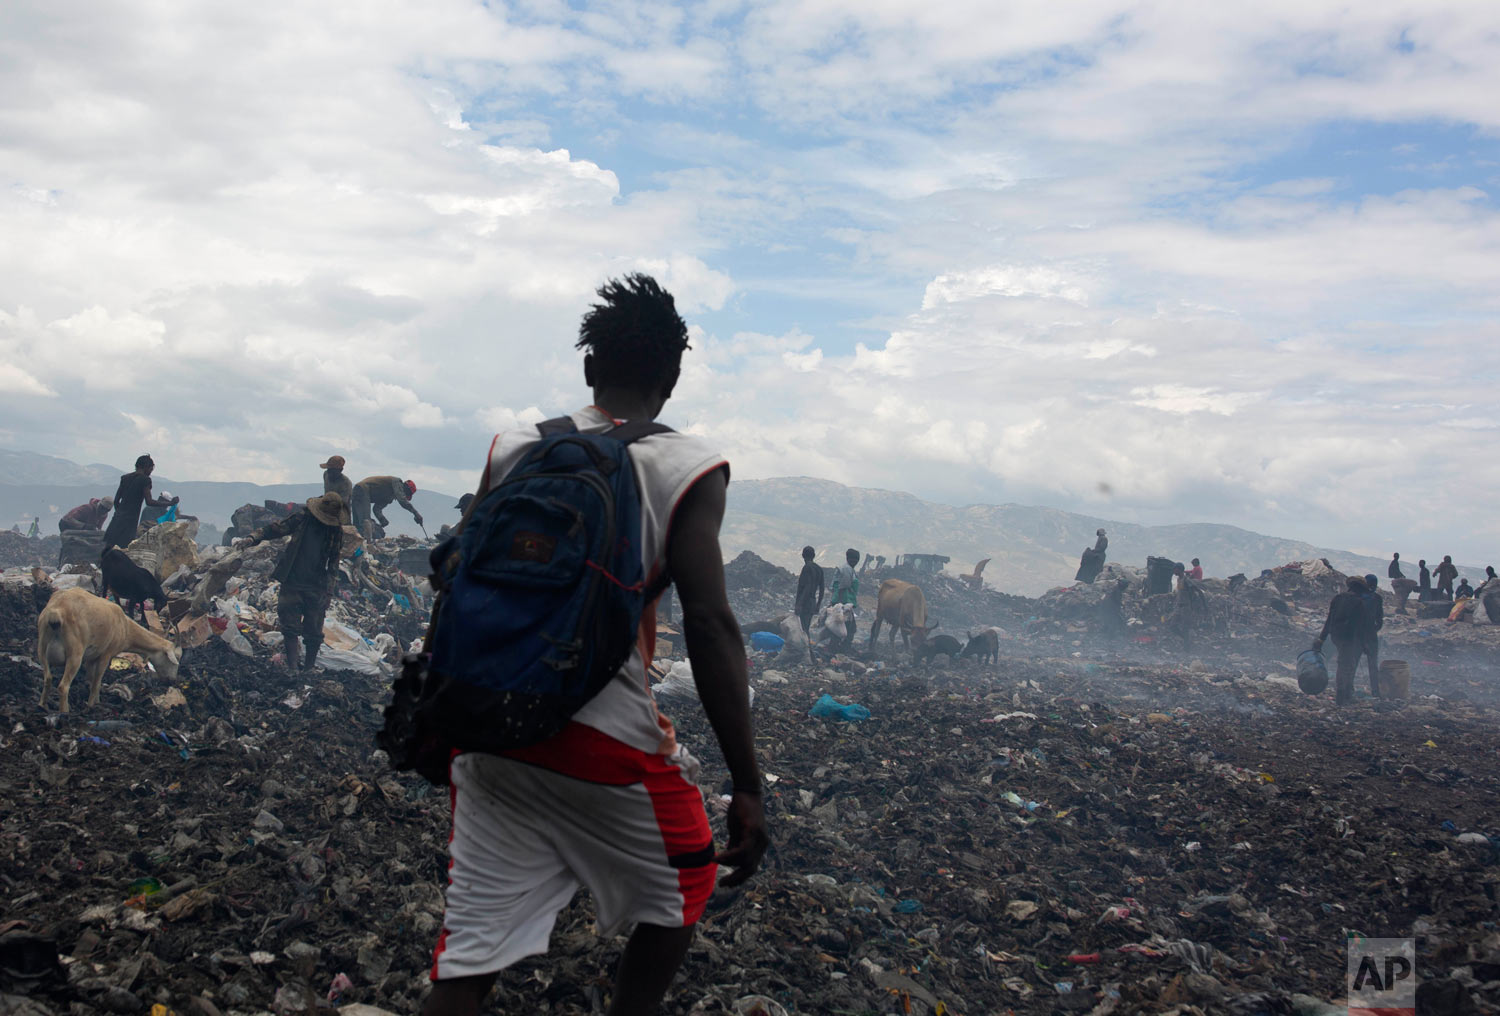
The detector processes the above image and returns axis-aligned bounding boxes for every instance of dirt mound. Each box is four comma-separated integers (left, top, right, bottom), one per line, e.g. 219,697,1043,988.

0,531,61,569
724,550,795,591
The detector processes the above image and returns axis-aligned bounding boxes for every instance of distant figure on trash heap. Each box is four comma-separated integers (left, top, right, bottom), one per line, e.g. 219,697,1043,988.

1417,558,1432,601
829,547,861,648
1313,576,1379,706
103,455,178,551
1434,555,1459,600
1455,578,1473,600
1167,562,1206,650
1359,574,1383,690
794,545,825,637
351,474,422,539
1074,528,1108,584
1388,552,1419,614
1475,567,1500,624
419,274,766,1016
236,492,347,672
58,497,112,533
321,454,353,507
439,493,475,539
1188,558,1203,581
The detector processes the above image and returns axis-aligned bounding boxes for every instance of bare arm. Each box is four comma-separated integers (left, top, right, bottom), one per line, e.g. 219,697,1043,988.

667,468,767,886
143,481,177,507
1315,597,1335,646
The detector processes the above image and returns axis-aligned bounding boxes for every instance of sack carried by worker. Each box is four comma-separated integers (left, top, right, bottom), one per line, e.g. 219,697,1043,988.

1296,648,1328,695
377,417,671,782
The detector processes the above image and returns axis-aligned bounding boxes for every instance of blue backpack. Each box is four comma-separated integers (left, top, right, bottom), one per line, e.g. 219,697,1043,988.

384,416,671,768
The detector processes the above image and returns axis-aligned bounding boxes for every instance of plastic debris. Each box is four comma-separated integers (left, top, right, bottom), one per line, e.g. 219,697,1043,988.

808,694,870,722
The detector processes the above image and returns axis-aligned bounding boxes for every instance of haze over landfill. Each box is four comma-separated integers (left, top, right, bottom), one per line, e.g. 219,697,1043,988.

3,1,1498,561
3,4,1500,1016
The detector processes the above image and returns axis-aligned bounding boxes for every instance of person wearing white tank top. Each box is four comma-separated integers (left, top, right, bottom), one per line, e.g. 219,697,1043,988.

425,275,768,1016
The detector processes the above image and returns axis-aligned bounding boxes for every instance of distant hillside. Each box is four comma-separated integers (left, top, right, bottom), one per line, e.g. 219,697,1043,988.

1,451,1476,592
0,450,124,487
720,477,1452,596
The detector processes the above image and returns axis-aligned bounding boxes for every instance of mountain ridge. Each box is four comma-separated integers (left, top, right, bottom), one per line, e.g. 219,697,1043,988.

1,450,1482,594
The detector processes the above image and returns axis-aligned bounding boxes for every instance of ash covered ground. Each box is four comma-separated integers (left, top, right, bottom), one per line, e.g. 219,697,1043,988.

1,550,1498,1016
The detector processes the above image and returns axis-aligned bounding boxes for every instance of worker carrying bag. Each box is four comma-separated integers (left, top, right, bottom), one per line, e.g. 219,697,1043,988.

378,417,671,784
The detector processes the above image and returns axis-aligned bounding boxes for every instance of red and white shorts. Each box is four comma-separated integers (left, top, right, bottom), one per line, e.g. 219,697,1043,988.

430,724,718,980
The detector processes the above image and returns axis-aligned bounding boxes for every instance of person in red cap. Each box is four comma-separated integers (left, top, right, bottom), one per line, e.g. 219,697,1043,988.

351,475,422,538
321,455,352,508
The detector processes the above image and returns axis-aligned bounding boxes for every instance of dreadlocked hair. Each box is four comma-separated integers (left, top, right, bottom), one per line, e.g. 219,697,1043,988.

576,273,691,393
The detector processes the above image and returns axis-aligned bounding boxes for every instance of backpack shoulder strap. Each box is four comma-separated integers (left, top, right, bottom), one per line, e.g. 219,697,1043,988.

536,416,579,438
607,420,674,445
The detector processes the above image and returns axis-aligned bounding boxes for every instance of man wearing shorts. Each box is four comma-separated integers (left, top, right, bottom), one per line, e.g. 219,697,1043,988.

423,275,768,1016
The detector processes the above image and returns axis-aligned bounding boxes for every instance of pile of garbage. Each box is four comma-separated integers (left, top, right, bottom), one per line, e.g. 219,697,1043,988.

3,597,1498,1015
0,530,60,570
4,517,433,681
723,551,799,623
3,528,1499,1015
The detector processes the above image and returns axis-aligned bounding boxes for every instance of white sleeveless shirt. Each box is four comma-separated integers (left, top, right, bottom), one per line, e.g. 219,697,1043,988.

481,406,728,756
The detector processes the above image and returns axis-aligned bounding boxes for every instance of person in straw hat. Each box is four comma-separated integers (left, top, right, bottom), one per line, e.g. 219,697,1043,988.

237,492,348,671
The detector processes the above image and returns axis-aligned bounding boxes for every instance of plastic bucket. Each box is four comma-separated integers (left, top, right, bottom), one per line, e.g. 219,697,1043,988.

1296,649,1328,695
1378,660,1411,698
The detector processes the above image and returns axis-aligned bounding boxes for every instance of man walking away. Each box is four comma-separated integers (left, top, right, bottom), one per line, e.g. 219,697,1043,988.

352,475,423,538
59,498,112,533
239,493,346,671
1388,553,1403,581
1434,556,1458,600
1418,559,1432,601
322,455,353,507
423,274,767,1016
1358,574,1383,697
830,548,860,649
103,455,178,551
794,546,824,637
1313,577,1370,706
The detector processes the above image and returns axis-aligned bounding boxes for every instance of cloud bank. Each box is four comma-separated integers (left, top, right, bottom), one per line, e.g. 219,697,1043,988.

1,0,1497,563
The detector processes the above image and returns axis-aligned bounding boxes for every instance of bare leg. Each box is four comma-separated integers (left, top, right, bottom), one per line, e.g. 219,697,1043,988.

608,923,695,1016
421,973,497,1016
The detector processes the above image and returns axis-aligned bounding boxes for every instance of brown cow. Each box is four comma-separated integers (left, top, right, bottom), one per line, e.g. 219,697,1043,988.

868,579,936,650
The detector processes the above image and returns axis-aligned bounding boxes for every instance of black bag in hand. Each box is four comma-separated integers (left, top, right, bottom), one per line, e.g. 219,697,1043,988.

376,652,452,786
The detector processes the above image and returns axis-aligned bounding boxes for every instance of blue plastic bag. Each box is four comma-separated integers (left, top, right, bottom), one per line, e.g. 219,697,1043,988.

749,631,785,652
156,504,178,524
809,693,870,722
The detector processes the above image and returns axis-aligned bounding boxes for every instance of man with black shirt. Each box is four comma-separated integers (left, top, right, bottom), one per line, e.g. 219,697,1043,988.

1314,576,1373,706
794,545,824,637
103,455,178,551
1434,556,1459,600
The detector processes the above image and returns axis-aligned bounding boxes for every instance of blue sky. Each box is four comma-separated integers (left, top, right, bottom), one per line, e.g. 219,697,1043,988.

1,0,1497,564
